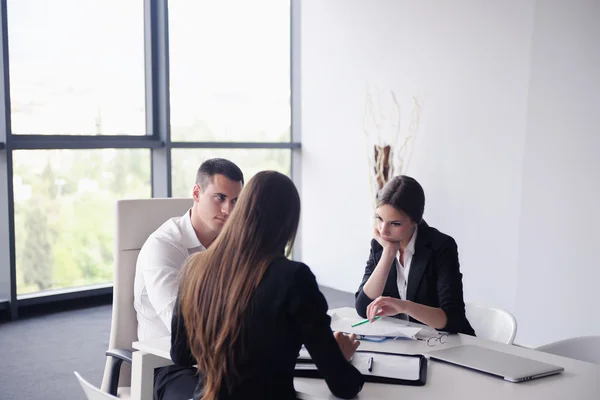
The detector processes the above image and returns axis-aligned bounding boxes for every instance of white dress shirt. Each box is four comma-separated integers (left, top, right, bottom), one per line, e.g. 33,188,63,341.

134,209,205,341
396,225,418,301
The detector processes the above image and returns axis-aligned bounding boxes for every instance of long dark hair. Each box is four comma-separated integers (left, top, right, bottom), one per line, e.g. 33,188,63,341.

377,175,425,223
179,171,301,400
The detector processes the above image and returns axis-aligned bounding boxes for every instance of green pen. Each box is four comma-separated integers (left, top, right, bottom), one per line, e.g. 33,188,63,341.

351,316,380,327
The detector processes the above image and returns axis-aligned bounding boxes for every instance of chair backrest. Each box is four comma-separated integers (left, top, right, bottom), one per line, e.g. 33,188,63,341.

75,372,119,400
465,302,517,344
536,336,600,364
101,198,193,391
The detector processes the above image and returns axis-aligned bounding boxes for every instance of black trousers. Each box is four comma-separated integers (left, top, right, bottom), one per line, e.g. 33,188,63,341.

154,365,198,400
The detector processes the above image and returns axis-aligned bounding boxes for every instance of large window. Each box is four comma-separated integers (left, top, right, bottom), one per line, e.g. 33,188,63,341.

0,0,297,311
13,150,151,294
7,0,145,135
168,0,290,142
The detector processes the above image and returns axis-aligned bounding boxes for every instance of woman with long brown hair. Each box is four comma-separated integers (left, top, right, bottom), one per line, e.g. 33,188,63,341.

169,171,364,400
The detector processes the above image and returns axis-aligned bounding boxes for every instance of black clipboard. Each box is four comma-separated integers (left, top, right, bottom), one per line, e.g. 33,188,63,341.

295,350,428,386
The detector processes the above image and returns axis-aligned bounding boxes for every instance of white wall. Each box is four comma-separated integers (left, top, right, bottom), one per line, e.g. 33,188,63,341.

300,0,600,345
514,0,600,346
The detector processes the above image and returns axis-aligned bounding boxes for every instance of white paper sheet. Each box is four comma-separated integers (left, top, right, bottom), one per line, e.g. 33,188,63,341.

329,313,423,338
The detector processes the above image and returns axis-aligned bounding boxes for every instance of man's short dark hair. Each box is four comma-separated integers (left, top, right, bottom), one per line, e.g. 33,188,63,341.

195,158,244,191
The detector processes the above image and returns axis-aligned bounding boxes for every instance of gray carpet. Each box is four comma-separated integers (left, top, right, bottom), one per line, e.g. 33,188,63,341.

0,286,354,400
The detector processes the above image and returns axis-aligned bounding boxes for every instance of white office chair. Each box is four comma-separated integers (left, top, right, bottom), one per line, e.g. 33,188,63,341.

75,372,120,400
536,336,600,364
100,198,193,397
465,302,517,345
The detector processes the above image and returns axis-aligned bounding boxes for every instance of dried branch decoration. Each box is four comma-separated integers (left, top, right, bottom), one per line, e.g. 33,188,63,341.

363,84,423,204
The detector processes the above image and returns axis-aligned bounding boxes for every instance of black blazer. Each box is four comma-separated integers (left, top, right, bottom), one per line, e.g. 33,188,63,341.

355,221,475,336
171,258,364,400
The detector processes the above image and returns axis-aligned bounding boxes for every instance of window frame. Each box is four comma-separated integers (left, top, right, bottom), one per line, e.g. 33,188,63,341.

0,0,300,319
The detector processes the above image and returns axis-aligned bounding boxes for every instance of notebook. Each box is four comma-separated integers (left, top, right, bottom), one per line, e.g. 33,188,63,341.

427,345,564,382
296,349,427,386
329,312,424,339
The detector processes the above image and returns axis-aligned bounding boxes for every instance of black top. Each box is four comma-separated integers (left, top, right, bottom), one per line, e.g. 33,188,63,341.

355,221,476,336
171,258,364,400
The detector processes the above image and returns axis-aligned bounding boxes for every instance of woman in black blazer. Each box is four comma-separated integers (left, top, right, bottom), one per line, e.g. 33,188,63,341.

170,171,364,400
355,175,475,335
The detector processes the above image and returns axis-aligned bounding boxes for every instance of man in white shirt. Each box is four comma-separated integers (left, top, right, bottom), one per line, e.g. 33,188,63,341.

133,158,243,400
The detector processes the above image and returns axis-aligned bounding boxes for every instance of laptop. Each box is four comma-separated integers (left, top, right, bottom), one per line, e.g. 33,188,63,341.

427,344,564,382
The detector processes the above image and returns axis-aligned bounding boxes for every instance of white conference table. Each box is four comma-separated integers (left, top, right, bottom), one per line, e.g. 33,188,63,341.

131,307,599,400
